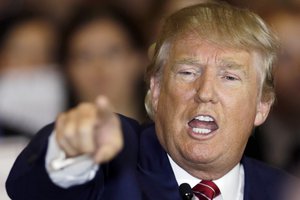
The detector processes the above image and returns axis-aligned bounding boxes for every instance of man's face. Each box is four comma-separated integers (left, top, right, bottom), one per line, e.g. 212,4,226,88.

151,35,271,179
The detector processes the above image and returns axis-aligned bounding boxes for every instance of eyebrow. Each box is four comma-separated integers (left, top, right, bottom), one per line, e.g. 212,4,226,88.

219,60,248,77
173,58,246,69
171,58,203,68
219,60,245,70
171,58,249,77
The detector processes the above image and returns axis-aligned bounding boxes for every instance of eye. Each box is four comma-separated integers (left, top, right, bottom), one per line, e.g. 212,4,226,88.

176,69,198,81
177,70,198,78
221,72,241,82
224,75,238,81
178,71,195,76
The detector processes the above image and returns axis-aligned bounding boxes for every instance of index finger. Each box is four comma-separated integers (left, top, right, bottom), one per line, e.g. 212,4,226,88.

95,95,116,125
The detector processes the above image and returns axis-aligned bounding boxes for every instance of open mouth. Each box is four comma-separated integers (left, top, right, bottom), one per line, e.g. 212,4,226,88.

188,115,219,135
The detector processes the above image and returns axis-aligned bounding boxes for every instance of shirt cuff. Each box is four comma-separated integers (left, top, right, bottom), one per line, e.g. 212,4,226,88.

45,131,99,188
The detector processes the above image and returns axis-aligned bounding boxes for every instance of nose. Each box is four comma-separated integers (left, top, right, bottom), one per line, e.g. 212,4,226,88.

92,56,111,72
194,71,218,104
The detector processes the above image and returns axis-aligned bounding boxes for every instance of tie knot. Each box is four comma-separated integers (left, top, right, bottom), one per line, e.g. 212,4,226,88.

192,180,220,200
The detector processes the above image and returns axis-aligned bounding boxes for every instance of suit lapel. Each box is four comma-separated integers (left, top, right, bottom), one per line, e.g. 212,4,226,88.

137,124,181,200
242,157,276,200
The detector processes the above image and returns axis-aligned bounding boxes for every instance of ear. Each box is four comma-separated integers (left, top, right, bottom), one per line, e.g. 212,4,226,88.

254,100,272,126
150,76,161,112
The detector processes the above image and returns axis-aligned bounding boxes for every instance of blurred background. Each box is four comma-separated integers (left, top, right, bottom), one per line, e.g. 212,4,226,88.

0,0,299,199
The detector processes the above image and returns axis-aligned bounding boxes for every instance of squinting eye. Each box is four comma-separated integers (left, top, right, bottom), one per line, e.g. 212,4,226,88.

225,76,237,80
222,74,241,82
179,71,194,75
176,70,198,81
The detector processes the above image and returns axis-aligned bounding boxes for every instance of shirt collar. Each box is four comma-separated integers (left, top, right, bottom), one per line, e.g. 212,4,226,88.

168,155,244,200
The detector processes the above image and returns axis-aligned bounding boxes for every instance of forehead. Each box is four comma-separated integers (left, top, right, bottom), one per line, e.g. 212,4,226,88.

168,34,254,67
70,19,130,48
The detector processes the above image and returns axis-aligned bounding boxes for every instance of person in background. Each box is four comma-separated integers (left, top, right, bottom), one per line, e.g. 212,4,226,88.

163,0,211,16
101,0,166,47
6,2,297,200
0,11,67,200
0,12,67,137
245,8,300,174
23,0,83,27
60,7,148,123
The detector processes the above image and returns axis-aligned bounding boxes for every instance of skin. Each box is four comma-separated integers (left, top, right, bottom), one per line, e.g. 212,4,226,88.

56,33,271,178
150,35,272,180
56,96,123,163
66,19,145,121
0,20,57,71
56,19,147,162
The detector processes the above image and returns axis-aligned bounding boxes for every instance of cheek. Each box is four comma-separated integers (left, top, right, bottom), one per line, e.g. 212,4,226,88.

69,67,84,85
219,98,255,157
226,96,256,122
156,82,195,127
164,78,196,104
220,86,258,134
70,68,93,86
155,81,196,142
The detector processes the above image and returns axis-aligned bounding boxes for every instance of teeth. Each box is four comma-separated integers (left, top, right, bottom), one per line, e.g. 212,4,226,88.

195,115,214,122
192,128,212,134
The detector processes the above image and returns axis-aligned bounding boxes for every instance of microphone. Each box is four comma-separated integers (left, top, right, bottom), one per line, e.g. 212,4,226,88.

179,183,194,200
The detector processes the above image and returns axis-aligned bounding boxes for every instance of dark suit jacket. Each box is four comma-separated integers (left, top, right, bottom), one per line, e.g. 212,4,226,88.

6,115,291,200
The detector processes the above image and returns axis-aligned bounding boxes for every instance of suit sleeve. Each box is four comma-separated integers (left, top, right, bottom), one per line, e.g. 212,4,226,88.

5,115,141,200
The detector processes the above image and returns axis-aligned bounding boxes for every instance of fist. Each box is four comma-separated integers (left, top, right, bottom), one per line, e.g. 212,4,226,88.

55,96,123,164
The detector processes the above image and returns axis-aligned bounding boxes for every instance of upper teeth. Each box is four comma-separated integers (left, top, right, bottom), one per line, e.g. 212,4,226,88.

195,115,214,122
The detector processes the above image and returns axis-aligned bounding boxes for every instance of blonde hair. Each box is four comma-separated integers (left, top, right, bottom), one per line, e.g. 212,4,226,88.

145,1,279,119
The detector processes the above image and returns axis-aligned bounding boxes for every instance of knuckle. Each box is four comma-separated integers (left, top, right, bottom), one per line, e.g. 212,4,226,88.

68,109,78,118
78,120,95,137
57,113,66,122
81,145,94,154
78,102,95,112
78,102,92,108
78,104,98,120
63,123,76,139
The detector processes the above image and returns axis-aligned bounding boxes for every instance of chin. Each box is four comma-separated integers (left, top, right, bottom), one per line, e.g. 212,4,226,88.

180,145,215,164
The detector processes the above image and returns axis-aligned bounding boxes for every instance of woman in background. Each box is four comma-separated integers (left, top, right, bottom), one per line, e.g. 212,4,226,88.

0,11,66,137
61,6,148,123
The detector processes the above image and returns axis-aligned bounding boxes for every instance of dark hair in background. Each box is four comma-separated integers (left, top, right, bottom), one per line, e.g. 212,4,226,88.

0,9,59,63
0,10,59,137
60,5,148,109
58,5,147,65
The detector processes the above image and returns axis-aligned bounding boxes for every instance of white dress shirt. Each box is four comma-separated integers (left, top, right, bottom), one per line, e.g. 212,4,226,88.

46,133,98,188
168,155,244,200
46,132,244,200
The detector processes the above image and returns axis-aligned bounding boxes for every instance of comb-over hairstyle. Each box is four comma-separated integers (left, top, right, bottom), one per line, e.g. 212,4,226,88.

145,0,279,119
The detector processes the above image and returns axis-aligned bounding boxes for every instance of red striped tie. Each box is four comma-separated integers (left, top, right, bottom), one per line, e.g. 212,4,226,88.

192,180,221,200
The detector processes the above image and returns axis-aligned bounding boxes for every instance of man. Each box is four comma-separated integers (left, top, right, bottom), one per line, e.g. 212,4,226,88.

6,1,292,200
